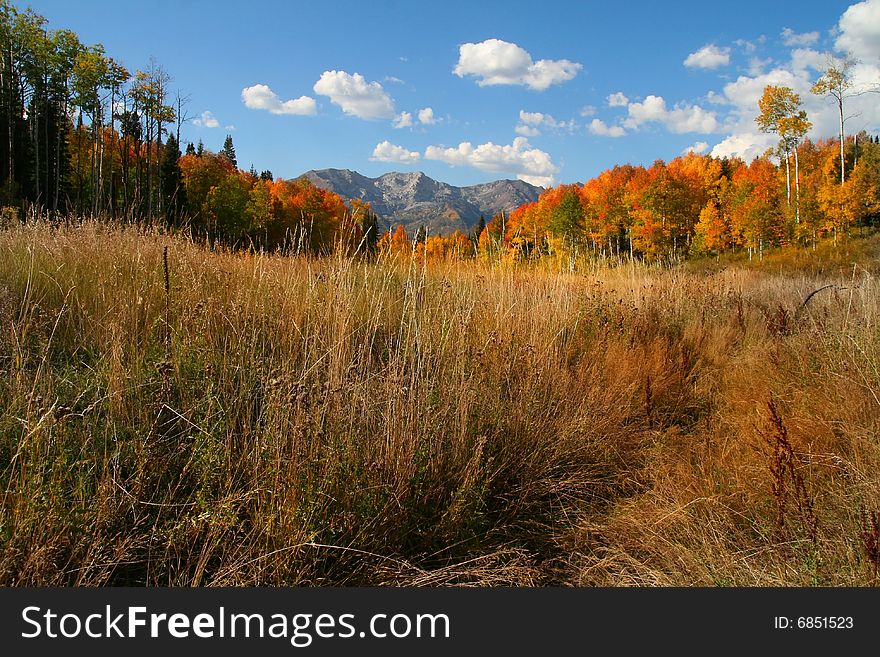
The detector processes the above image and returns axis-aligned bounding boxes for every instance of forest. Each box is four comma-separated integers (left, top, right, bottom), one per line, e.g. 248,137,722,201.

1,0,878,262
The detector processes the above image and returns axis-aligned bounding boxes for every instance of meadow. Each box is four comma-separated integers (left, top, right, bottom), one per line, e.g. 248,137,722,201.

1,219,879,586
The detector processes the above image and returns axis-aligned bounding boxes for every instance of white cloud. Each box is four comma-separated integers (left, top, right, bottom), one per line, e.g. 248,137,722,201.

748,57,773,76
791,48,827,74
607,92,629,107
706,90,728,105
424,136,558,187
313,70,395,120
193,110,220,128
384,76,404,84
710,132,776,161
781,27,820,47
453,38,581,91
624,95,720,133
519,110,545,125
579,105,597,117
683,141,709,155
371,140,420,164
736,39,758,54
516,110,576,133
588,118,626,138
241,84,317,116
709,67,814,161
515,124,541,137
705,4,880,165
224,124,235,131
418,107,436,125
393,112,413,128
836,0,880,60
683,44,731,70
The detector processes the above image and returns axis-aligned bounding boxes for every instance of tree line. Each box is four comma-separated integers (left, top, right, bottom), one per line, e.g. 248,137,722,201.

2,1,877,262
485,133,877,263
0,0,381,254
482,62,879,262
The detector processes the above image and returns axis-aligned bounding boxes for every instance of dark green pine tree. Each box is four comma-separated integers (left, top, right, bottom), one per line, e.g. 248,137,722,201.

248,164,257,177
414,224,427,245
220,134,237,169
160,133,186,227
185,142,196,156
360,209,379,254
259,170,273,181
196,139,204,157
472,214,486,244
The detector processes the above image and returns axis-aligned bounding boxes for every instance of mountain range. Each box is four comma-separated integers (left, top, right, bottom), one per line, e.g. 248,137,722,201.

300,169,542,235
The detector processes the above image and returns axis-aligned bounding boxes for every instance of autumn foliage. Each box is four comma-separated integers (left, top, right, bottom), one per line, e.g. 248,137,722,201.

491,136,879,262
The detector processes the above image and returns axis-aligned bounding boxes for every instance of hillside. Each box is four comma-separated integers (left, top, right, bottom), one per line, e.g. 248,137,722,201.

300,169,542,234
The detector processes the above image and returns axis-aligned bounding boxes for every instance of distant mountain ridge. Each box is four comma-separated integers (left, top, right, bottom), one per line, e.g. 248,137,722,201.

300,168,542,235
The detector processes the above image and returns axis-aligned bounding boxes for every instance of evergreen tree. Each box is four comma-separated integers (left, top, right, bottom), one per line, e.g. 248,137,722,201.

414,224,428,245
185,141,196,156
160,133,185,227
360,208,379,254
472,214,486,244
196,139,204,157
220,134,237,169
259,170,273,181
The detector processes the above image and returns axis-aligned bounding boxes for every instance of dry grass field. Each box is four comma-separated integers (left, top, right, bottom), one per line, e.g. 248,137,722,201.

1,219,879,586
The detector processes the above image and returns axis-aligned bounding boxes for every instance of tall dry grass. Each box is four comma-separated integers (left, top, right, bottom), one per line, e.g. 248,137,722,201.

0,219,878,585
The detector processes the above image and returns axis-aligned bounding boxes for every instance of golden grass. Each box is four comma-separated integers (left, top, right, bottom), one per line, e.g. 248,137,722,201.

1,219,879,585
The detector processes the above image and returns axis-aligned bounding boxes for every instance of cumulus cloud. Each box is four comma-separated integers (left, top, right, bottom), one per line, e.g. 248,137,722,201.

683,141,710,155
736,38,758,55
607,92,629,107
393,112,414,128
515,110,577,135
791,48,827,73
192,110,220,128
418,107,436,125
683,44,731,70
710,132,777,161
588,118,626,138
519,110,545,126
781,27,820,47
241,84,317,116
424,136,558,187
371,140,420,164
394,107,438,129
313,70,395,120
579,105,597,117
705,1,880,165
624,95,720,133
709,56,880,162
515,125,541,137
836,0,880,59
748,57,773,76
453,38,582,91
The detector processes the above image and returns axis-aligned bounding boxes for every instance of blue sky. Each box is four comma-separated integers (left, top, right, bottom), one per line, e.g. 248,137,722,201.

28,0,880,187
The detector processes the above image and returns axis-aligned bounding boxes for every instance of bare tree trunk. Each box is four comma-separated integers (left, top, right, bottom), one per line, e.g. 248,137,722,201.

793,143,800,227
156,116,163,217
784,148,791,207
838,98,845,185
146,117,152,220
33,92,40,203
5,44,13,188
97,104,105,215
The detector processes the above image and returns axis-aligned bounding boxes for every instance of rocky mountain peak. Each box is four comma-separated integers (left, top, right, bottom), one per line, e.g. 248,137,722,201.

301,168,542,235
